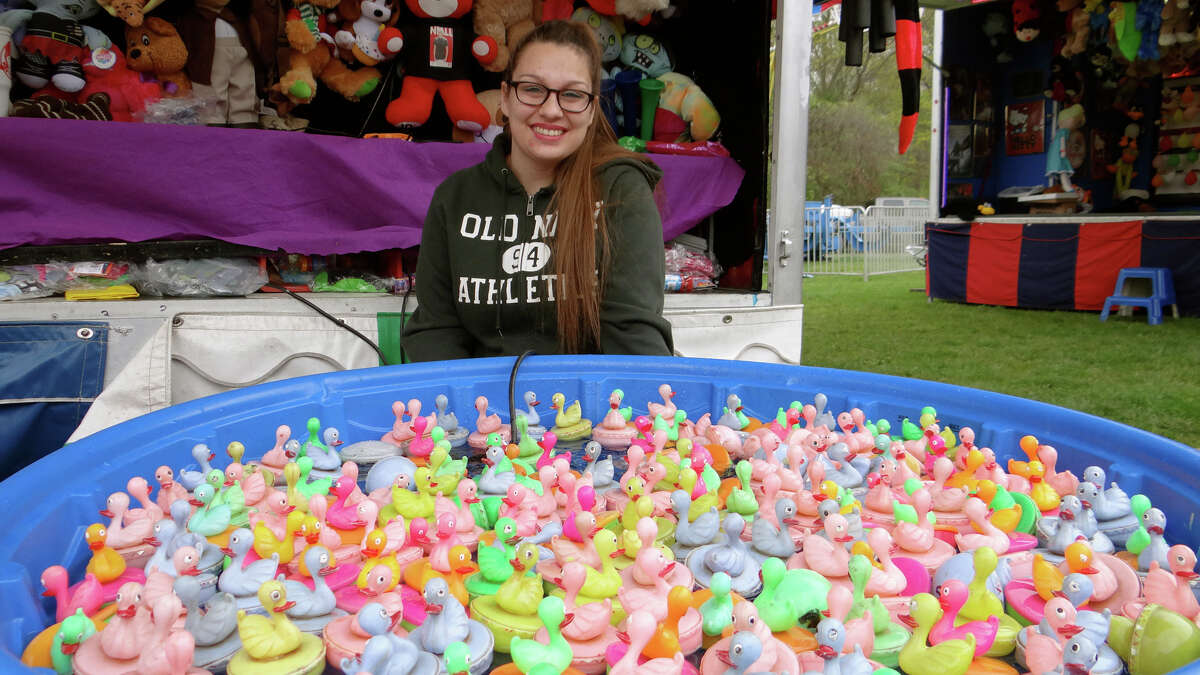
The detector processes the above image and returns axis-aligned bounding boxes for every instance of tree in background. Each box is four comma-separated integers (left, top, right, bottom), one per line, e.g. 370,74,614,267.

805,8,935,205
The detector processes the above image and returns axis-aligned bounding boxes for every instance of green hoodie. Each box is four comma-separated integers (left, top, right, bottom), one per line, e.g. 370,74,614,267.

403,135,675,361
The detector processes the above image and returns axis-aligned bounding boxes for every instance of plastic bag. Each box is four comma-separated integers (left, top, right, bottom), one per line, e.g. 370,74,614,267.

664,243,721,278
310,270,389,293
0,261,134,300
134,258,267,297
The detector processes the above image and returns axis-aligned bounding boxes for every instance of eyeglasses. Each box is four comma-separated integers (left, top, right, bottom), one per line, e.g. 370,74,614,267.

507,80,595,113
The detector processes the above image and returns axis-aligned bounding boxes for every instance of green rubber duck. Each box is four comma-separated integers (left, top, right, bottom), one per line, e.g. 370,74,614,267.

753,556,831,632
700,571,735,637
301,416,327,458
848,554,909,668
52,609,95,675
226,440,245,464
206,469,248,527
725,461,758,522
1125,494,1153,555
899,417,923,442
514,415,543,460
958,546,1019,655
511,596,573,675
428,443,465,493
467,517,521,596
444,641,472,675
295,456,332,500
611,388,632,422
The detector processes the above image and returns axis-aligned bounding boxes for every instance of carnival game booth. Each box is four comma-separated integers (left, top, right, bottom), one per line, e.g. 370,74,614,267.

925,0,1200,315
0,1,810,480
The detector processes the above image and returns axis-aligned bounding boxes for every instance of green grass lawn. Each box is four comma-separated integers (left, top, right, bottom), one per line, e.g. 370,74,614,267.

799,271,1200,448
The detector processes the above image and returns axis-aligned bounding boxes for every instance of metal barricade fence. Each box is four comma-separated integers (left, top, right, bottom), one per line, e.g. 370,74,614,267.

801,203,929,279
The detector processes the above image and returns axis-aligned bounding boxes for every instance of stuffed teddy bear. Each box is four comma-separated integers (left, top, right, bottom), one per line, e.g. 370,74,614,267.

96,0,166,28
1160,0,1194,44
383,0,491,132
125,17,192,97
450,87,503,142
1058,0,1090,57
273,0,381,111
472,0,536,73
79,44,161,119
0,0,112,94
333,0,403,66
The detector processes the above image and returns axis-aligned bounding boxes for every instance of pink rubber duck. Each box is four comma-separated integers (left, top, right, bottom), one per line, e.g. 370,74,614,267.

248,490,293,540
863,527,908,598
746,434,783,484
437,479,482,549
427,512,462,573
224,463,268,509
555,463,579,512
1137,545,1200,620
500,483,540,537
135,594,206,675
261,424,293,477
617,545,676,619
955,497,1011,554
408,517,434,553
646,384,677,421
928,456,968,513
74,581,153,669
144,546,203,611
620,445,646,492
535,465,562,520
930,579,997,657
777,443,809,493
536,431,569,471
123,476,164,525
408,416,435,459
608,610,687,675
1024,597,1084,675
1038,444,1080,500
823,586,874,657
701,601,800,675
793,461,829,520
791,512,852,577
892,487,955,571
101,491,155,550
41,566,103,623
326,473,363,532
542,561,618,672
548,511,602,572
468,396,510,448
154,466,190,514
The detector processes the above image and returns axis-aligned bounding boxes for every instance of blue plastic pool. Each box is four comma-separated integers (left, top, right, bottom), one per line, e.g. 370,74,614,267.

2,355,1198,672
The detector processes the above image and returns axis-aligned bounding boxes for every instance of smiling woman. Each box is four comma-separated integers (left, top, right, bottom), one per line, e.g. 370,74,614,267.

403,20,674,361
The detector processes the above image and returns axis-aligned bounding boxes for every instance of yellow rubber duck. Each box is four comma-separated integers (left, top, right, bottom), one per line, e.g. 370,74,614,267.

549,392,592,440
1032,553,1063,601
84,523,126,583
899,593,976,675
1007,435,1040,479
358,530,402,593
384,467,436,522
974,481,1022,533
945,449,984,491
621,498,655,561
496,543,544,616
235,580,302,659
427,445,464,494
283,462,309,514
253,508,305,565
676,466,719,521
295,516,334,578
620,477,647,531
579,529,622,602
1027,461,1060,513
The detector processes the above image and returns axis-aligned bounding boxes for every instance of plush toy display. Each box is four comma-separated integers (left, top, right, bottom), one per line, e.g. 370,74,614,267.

0,0,112,94
1058,0,1090,57
1013,0,1042,40
333,0,404,66
274,0,381,111
384,0,491,132
450,87,503,143
1134,0,1164,59
653,71,718,142
571,6,623,76
472,0,536,73
1045,53,1083,103
1159,0,1195,44
619,31,672,77
125,17,192,97
97,0,165,28
1046,103,1086,190
175,0,263,126
80,44,161,119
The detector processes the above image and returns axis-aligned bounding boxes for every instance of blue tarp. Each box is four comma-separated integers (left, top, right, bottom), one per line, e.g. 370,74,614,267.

0,321,107,480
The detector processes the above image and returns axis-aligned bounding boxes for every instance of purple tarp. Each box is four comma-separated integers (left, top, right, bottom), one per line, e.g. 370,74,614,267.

0,118,745,254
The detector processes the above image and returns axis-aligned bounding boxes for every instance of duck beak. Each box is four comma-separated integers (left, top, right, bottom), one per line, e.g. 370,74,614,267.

716,649,734,666
610,548,624,559
144,537,161,547
821,609,831,617
161,481,174,490
1058,624,1085,638
1053,590,1070,600
1177,570,1200,580
560,613,575,629
389,609,404,631
510,559,525,571
224,479,236,487
424,602,443,614
283,505,296,514
1078,566,1099,575
99,509,115,518
220,547,235,557
188,499,204,507
898,613,918,629
319,564,337,576
816,645,837,660
660,562,676,578
182,566,200,576
1149,526,1165,535
59,642,80,655
615,630,630,644
457,564,478,574
89,541,104,551
41,589,55,597
117,605,137,618
274,600,295,613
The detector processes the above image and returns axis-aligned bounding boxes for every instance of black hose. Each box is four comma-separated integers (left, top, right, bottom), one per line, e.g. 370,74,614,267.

508,350,537,438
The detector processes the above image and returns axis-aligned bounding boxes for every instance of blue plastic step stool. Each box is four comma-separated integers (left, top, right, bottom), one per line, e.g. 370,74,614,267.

1099,267,1179,325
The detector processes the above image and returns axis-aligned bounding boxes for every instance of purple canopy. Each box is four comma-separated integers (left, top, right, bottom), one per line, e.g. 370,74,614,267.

0,118,745,254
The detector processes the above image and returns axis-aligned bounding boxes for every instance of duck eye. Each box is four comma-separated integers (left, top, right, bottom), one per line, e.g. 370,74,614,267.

733,645,742,655
376,574,385,584
1071,643,1080,653
134,593,142,603
98,528,107,537
438,588,445,596
747,616,755,625
116,593,123,602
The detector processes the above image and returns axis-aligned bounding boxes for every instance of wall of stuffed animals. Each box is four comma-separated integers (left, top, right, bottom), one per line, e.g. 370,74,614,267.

942,0,1200,213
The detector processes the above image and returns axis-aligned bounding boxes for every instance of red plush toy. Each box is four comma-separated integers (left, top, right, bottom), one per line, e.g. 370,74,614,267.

26,45,160,120
383,0,491,132
1013,0,1041,41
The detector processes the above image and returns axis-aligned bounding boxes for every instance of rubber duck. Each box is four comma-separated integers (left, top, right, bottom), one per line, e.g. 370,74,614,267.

647,384,677,421
893,487,954,571
154,465,190,514
639,586,694,660
930,579,996,657
1023,597,1083,675
304,420,342,472
817,442,864,490
688,514,761,597
500,483,540,537
608,609,686,675
75,581,151,665
724,461,758,522
468,517,520,596
478,443,519,497
707,630,764,675
122,475,165,526
578,528,622,602
955,497,1010,554
860,527,908,598
431,393,470,449
929,456,968,513
431,442,468,488
253,508,305,565
1081,466,1132,522
754,556,831,632
174,575,238,661
671,489,720,555
51,609,96,675
553,561,617,645
509,595,574,674
1059,634,1102,675
224,462,268,511
385,466,437,522
1026,461,1060,513
595,391,638,449
1057,541,1138,611
469,395,511,449
470,542,546,653
99,490,155,551
41,566,103,623
617,543,678,621
498,543,545,613
179,443,217,492
548,392,592,440
809,617,874,675
517,390,545,434
186,482,232,539
84,523,129,584
218,527,279,599
823,585,874,657
795,511,853,578
580,441,616,490
228,580,325,673
750,496,800,560
699,571,735,638
1132,506,1172,572
205,469,249,528
898,593,975,675
717,394,750,430
281,545,338,621
1140,544,1200,620
407,415,437,461
260,425,293,478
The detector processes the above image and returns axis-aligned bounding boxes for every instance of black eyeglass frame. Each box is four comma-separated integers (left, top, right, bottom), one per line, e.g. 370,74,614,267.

505,80,596,113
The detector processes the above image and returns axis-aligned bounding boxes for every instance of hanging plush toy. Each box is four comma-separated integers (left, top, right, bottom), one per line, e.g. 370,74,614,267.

571,7,624,77
0,0,112,94
1013,0,1042,40
383,0,491,132
838,0,922,154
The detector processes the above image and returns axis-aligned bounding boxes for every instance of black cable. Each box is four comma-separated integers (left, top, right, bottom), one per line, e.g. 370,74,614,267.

263,282,390,366
508,350,537,438
398,272,413,364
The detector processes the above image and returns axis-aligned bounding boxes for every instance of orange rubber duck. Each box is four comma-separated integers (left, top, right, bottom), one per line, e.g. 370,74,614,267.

641,585,693,659
1006,435,1040,479
945,449,983,491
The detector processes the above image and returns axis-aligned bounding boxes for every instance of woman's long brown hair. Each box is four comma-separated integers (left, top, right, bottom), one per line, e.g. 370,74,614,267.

502,20,652,354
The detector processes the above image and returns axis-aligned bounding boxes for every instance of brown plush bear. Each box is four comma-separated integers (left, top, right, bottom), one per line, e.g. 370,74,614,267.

272,0,381,112
125,17,193,97
473,0,537,73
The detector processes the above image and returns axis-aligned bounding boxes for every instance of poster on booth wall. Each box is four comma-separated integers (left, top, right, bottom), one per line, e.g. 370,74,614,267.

1005,101,1044,155
948,124,975,177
